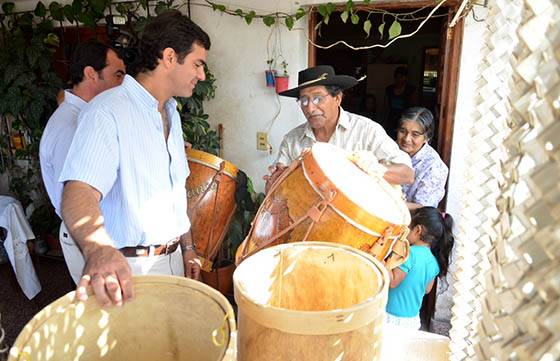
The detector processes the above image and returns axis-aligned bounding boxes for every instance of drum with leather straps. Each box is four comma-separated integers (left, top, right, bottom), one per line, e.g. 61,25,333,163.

186,148,238,272
236,142,410,269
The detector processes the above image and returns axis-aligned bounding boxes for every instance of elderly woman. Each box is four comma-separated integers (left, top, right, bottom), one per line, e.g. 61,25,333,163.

396,107,448,209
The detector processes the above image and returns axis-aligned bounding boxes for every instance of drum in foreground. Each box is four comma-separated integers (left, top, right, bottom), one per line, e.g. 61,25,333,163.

234,242,389,361
186,148,238,272
236,142,410,268
9,276,236,361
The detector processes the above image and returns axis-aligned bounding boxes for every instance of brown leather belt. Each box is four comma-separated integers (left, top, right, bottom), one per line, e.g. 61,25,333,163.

119,239,180,257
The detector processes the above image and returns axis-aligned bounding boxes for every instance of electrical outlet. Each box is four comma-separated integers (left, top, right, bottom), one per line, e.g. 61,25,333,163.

256,132,269,151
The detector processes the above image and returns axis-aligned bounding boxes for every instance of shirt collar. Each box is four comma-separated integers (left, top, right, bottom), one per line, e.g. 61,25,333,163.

300,106,348,141
411,142,429,161
337,107,350,130
63,90,87,110
122,74,159,110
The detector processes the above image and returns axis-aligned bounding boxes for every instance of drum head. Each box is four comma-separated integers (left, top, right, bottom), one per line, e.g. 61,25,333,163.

309,143,410,226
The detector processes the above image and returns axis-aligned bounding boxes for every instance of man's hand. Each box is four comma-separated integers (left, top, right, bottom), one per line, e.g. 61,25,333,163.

348,151,387,179
76,245,133,307
263,163,288,193
183,249,201,280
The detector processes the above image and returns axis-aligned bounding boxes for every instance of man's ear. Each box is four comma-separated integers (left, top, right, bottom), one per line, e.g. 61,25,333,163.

83,66,98,81
335,93,343,106
161,47,175,68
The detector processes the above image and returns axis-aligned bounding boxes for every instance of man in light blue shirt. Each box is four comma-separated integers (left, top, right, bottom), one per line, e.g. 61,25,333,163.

59,10,211,307
39,41,125,285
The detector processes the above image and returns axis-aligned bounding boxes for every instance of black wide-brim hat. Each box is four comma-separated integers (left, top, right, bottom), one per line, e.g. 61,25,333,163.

279,65,359,98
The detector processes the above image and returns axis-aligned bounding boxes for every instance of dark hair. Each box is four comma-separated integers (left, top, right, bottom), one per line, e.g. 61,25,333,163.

325,85,343,97
410,206,454,279
69,41,116,86
398,107,435,141
136,9,211,74
394,66,408,78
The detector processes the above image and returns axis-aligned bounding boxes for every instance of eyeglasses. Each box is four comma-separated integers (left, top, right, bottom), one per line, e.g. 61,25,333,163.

297,94,328,108
397,128,425,140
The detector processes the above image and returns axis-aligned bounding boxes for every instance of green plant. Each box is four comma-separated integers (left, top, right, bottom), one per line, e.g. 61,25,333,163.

178,66,220,155
220,176,265,265
0,4,63,210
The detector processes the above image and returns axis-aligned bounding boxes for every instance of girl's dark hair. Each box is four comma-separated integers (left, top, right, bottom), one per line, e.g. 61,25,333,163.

135,9,210,74
410,206,454,278
398,107,435,141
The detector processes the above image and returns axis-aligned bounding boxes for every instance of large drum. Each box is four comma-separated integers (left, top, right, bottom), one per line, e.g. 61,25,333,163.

9,276,236,361
234,242,389,361
236,142,410,268
186,149,238,272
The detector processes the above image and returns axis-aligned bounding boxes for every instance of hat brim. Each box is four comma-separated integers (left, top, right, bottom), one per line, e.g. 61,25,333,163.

279,75,359,98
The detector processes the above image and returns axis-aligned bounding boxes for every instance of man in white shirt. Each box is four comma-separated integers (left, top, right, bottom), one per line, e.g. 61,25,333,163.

39,41,125,284
60,10,210,307
264,65,414,191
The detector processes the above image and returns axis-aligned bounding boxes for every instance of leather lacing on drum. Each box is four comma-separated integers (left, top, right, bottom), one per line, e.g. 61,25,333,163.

239,152,342,263
238,150,410,269
191,161,237,272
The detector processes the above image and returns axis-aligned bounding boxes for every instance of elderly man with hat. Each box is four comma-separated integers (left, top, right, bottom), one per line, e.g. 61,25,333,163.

264,65,414,192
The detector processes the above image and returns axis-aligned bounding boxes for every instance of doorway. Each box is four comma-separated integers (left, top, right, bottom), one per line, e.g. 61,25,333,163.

308,2,463,167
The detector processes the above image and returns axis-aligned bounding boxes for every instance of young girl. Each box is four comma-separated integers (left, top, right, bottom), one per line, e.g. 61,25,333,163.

386,206,455,329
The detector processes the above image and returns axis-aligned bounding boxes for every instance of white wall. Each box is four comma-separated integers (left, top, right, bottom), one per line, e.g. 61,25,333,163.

190,1,309,192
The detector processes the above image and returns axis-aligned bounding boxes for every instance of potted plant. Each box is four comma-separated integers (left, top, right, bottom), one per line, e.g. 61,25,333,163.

265,59,277,88
274,60,290,93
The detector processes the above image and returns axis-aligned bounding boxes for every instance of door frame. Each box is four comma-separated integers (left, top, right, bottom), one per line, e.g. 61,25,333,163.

307,0,464,167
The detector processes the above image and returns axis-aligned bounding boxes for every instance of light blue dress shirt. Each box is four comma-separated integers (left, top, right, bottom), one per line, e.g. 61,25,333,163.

60,75,190,248
40,90,87,217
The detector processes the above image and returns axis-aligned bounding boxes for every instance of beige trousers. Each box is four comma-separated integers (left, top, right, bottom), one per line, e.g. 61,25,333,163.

59,222,184,285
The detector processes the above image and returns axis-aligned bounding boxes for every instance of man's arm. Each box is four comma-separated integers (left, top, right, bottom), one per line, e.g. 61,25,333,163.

180,231,201,280
383,163,415,185
61,180,133,307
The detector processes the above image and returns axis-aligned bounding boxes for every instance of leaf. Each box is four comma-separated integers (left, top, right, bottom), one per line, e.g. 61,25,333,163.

77,12,95,28
34,2,47,17
317,5,327,18
388,19,402,40
378,22,385,37
263,16,275,27
72,0,83,14
363,19,372,37
234,8,243,16
138,0,148,10
49,2,64,21
244,10,255,25
340,11,349,23
63,5,75,23
351,13,359,25
216,4,226,12
155,1,169,15
90,0,106,13
345,0,353,11
323,14,330,25
20,13,34,25
2,2,15,14
363,0,370,3
285,16,294,30
326,2,335,14
26,47,41,68
295,7,306,20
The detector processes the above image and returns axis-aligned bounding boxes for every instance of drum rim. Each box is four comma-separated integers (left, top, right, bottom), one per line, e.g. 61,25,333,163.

233,242,389,335
187,148,238,179
8,275,237,361
301,144,410,233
